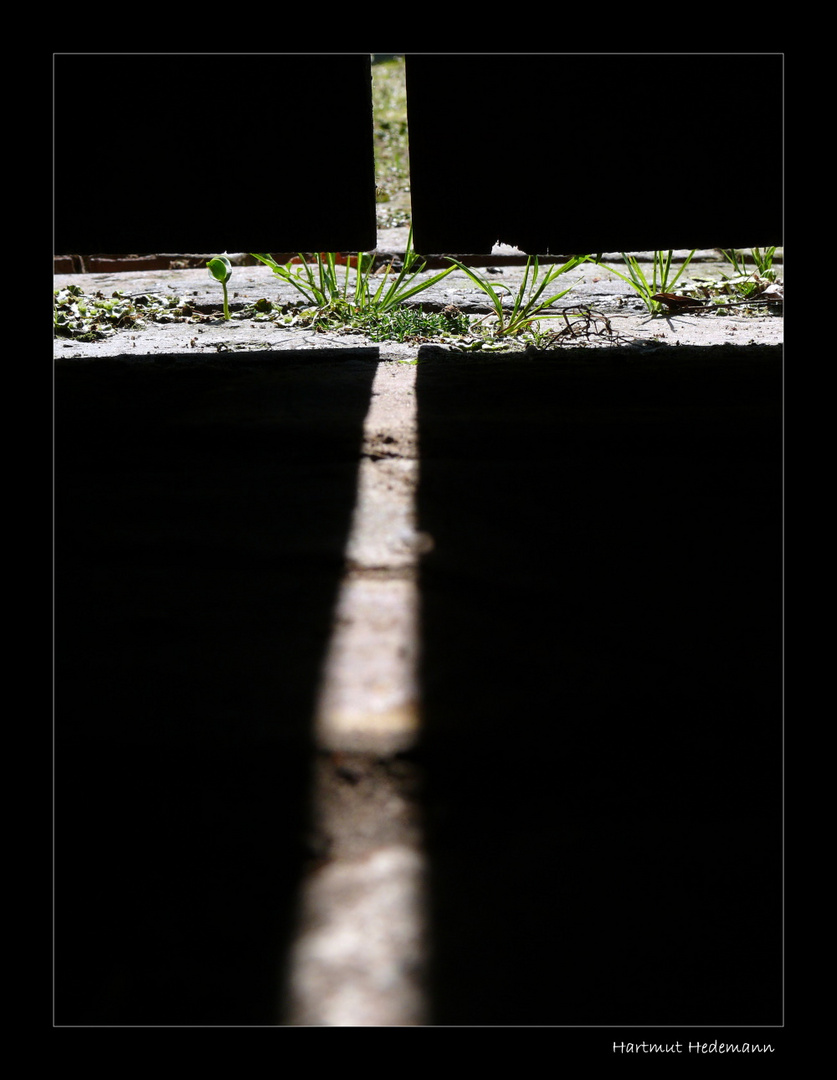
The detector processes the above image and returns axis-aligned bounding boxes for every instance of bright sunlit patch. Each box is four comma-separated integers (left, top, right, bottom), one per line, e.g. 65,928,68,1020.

280,359,429,1026
284,842,428,1026
315,574,422,752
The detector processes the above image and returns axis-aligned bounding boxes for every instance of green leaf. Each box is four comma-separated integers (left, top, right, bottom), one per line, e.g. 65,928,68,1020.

446,258,507,317
250,252,283,272
377,263,457,311
665,249,695,291
207,256,232,284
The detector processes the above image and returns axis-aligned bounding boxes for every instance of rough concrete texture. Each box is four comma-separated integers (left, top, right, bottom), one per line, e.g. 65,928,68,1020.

54,247,783,1030
54,247,782,362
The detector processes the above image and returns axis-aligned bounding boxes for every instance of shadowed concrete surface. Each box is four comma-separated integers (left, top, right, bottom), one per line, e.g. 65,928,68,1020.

406,56,782,255
415,346,782,1025
54,354,380,1024
54,54,377,256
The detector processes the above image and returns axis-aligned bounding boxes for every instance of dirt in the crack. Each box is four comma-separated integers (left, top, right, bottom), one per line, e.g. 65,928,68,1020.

303,751,425,867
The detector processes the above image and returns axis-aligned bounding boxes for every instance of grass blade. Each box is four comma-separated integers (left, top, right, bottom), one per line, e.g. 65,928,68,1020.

446,258,507,318
665,249,696,291
379,263,457,310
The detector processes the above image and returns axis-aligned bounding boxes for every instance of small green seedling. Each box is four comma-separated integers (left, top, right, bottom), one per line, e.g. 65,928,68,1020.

207,255,233,320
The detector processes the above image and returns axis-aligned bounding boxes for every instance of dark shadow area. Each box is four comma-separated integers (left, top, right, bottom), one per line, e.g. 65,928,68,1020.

406,54,783,255
53,54,377,256
54,351,379,1024
415,345,782,1026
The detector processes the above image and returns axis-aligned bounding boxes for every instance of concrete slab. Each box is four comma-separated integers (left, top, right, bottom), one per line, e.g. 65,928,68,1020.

54,248,783,1028
54,251,782,362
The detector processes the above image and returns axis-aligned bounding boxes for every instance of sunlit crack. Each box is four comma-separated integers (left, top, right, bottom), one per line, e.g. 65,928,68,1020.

280,360,429,1026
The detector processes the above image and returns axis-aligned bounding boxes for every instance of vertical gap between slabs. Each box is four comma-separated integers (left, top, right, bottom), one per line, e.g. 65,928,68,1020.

279,359,429,1026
